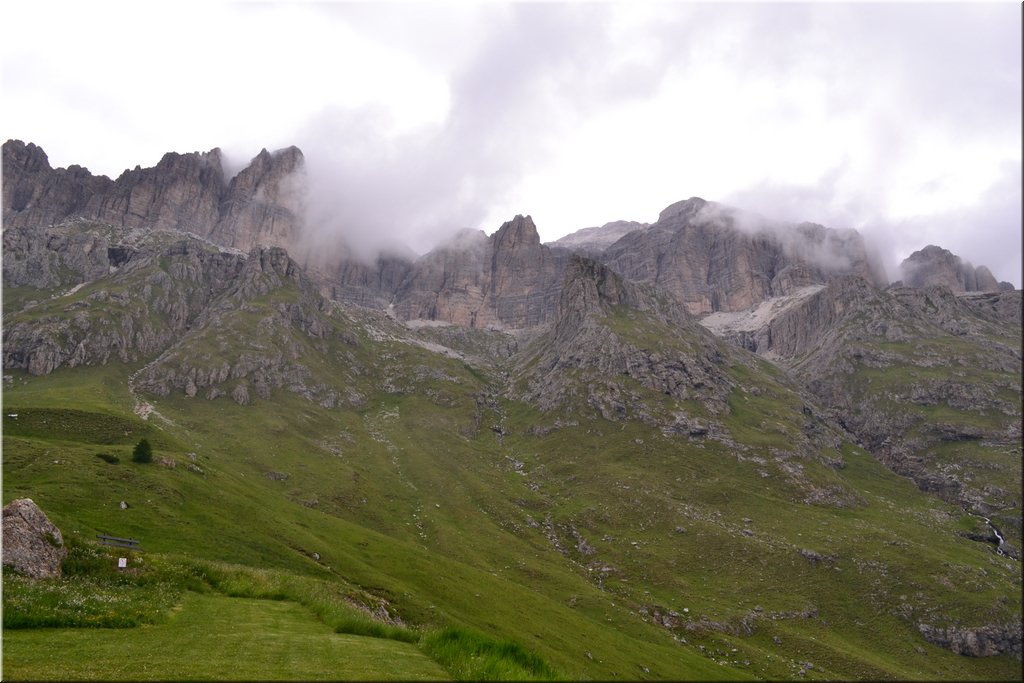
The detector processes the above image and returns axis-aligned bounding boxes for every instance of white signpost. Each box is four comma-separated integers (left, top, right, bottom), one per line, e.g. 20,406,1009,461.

118,557,127,569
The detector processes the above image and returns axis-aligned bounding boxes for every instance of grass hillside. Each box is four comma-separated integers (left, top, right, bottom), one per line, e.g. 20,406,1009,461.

3,256,1021,680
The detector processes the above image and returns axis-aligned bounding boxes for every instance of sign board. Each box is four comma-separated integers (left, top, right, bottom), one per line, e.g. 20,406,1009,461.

118,557,127,569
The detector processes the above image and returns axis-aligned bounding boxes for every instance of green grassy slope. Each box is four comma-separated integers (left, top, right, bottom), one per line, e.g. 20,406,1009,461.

3,262,1020,680
3,358,1020,679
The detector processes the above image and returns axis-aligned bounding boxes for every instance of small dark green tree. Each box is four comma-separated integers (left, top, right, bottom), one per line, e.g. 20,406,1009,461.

132,438,153,463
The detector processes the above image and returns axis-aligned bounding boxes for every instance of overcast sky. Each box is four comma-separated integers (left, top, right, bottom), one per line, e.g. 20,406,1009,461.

2,1,1021,285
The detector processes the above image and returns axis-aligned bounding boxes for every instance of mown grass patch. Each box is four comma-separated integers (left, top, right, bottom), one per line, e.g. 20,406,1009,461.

193,561,421,643
3,592,449,681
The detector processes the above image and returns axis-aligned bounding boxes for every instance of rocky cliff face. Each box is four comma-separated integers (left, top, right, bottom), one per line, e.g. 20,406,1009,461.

899,245,1012,293
548,220,649,256
1,230,356,408
2,237,249,375
211,146,305,251
392,216,561,329
598,198,886,316
2,220,117,290
2,141,115,229
2,140,304,253
918,622,1023,659
309,252,415,310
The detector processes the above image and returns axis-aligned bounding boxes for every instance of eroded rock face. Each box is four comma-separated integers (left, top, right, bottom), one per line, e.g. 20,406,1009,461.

86,149,227,237
899,245,1008,293
548,220,649,256
918,622,1023,659
2,223,115,289
211,146,305,251
1,141,114,230
0,239,321,377
2,498,67,579
392,216,561,329
600,198,885,315
308,252,414,310
2,140,304,254
513,255,732,420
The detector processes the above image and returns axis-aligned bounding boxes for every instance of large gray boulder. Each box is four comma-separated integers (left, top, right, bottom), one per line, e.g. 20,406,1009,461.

2,498,68,579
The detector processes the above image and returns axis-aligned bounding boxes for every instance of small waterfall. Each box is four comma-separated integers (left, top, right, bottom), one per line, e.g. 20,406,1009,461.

981,516,1007,557
967,509,1009,557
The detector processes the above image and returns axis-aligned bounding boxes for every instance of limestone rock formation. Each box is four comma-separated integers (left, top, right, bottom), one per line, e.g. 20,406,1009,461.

86,149,227,236
306,251,414,310
2,498,67,579
2,140,304,253
898,245,1010,293
2,140,114,230
2,221,116,289
211,146,305,251
392,216,561,329
513,254,734,422
0,236,327,378
599,198,886,315
548,220,649,256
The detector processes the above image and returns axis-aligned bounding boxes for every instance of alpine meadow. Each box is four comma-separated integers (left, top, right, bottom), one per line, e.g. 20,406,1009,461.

2,133,1020,681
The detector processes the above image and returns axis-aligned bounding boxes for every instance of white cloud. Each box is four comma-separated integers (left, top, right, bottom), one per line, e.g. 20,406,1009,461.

2,2,1019,285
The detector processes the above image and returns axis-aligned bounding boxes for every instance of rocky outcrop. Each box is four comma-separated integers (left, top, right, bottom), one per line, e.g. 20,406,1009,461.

2,141,114,230
599,198,886,316
513,255,733,421
392,216,561,329
2,140,304,254
3,237,250,375
2,225,359,406
2,221,116,289
2,498,67,579
128,245,360,407
958,290,1024,326
489,215,561,327
918,622,1022,659
898,245,1011,293
704,277,902,358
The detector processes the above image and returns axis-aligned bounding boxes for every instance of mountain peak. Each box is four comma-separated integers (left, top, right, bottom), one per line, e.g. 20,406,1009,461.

899,244,1009,293
3,139,52,174
491,214,540,249
657,196,709,223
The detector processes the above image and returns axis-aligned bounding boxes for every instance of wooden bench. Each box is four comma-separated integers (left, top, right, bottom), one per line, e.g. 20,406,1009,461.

96,534,142,551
